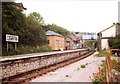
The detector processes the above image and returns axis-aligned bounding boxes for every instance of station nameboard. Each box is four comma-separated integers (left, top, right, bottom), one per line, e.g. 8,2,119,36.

6,34,19,42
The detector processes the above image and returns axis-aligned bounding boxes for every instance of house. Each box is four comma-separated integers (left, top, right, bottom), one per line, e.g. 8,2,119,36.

98,23,120,51
16,3,27,15
65,33,83,50
76,34,84,48
16,3,27,10
46,30,65,51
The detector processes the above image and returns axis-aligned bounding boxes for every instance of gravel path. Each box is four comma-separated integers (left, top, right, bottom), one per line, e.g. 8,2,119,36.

30,52,105,82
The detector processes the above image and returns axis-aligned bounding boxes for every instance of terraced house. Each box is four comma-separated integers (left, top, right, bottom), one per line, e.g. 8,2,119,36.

65,33,83,50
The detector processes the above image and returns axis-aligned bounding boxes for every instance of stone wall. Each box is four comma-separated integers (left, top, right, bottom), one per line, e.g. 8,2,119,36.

1,49,89,79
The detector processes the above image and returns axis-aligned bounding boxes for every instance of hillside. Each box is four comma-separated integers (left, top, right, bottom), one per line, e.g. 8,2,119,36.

2,2,69,56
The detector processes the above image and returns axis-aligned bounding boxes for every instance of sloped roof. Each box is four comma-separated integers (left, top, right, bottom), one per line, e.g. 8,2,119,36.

46,30,63,37
99,23,115,33
16,3,27,10
67,33,77,41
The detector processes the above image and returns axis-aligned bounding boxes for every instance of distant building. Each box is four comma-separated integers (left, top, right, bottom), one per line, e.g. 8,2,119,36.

75,32,97,40
46,30,65,51
98,23,120,50
65,33,83,50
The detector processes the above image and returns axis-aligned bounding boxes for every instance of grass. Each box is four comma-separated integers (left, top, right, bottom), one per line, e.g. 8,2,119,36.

80,64,86,68
96,50,106,57
96,49,117,57
80,63,88,68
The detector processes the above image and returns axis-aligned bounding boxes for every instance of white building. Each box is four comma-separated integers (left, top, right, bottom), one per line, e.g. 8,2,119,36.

98,23,120,50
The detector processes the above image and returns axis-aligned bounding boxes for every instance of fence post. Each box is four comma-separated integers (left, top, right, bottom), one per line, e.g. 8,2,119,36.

106,48,112,83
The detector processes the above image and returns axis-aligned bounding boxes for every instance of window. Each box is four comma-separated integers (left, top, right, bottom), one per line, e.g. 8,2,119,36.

47,40,49,44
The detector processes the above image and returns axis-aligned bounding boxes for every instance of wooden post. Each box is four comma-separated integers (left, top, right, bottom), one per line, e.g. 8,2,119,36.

7,42,8,52
15,43,17,51
106,48,111,83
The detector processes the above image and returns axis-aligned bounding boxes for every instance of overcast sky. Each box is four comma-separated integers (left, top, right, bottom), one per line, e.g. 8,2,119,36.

16,0,119,33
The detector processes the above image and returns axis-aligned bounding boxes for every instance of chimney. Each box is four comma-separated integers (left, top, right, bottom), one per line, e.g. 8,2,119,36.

113,23,115,25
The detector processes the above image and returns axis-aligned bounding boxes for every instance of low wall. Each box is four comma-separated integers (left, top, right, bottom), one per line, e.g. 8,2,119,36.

1,49,89,79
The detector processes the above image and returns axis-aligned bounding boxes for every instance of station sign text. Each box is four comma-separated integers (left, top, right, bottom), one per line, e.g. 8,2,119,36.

6,34,19,42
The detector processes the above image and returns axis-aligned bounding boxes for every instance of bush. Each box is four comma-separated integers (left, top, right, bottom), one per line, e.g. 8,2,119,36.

100,59,120,72
2,44,52,56
111,60,120,72
108,34,120,49
93,59,120,83
96,49,117,57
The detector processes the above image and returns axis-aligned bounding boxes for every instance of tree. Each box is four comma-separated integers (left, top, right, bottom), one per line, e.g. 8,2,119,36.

26,12,47,46
46,24,69,36
2,4,48,46
2,2,27,45
91,37,94,40
27,12,44,25
2,2,50,55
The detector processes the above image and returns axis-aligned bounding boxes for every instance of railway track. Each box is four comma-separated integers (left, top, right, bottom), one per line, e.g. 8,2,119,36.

2,50,94,84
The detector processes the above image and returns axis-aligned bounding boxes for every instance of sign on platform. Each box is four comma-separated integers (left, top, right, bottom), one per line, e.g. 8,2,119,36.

6,34,19,42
